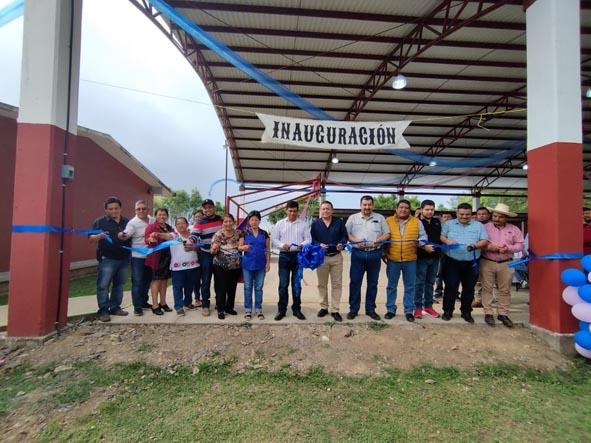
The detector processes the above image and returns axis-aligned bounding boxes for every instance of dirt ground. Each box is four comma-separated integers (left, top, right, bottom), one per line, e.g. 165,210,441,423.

0,321,574,442
1,321,570,375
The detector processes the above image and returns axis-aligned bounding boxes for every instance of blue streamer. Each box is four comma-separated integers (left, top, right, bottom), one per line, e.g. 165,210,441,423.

13,225,105,236
147,0,334,120
508,251,584,268
0,0,23,29
208,177,242,197
294,244,326,291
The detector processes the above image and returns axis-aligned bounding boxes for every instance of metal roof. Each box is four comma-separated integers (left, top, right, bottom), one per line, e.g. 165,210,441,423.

131,0,591,195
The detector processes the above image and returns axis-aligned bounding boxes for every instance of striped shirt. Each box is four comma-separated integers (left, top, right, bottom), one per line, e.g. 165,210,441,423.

271,217,311,251
442,219,488,261
190,214,223,253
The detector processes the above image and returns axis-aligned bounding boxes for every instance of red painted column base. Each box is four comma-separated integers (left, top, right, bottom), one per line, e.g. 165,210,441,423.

528,142,582,333
8,123,76,337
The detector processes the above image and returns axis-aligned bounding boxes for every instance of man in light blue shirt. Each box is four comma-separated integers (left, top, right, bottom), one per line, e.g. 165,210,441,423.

440,202,488,323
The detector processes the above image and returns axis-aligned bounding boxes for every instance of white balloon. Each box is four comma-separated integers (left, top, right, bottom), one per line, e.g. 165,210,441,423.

588,273,591,283
575,343,591,359
563,286,584,306
572,303,591,323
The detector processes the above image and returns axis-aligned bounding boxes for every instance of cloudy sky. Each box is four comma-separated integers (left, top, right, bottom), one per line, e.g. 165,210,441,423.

0,0,452,211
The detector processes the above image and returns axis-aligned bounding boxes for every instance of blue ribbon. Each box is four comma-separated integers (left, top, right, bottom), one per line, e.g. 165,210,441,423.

12,225,105,236
294,244,326,291
508,251,584,268
0,0,23,29
147,0,333,120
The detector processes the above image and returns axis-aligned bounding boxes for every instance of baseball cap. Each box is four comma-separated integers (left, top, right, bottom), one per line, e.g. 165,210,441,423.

202,199,215,207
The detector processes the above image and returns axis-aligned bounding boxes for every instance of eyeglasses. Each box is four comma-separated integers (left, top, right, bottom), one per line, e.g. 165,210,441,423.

136,207,148,211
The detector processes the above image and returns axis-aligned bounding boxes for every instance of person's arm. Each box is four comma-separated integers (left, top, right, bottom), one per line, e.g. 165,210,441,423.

89,219,106,243
417,221,435,253
440,222,456,245
301,222,312,246
210,232,221,254
470,224,489,251
271,220,284,249
265,236,271,272
119,220,134,240
375,217,391,243
345,216,361,243
337,220,348,251
502,228,524,254
310,221,319,245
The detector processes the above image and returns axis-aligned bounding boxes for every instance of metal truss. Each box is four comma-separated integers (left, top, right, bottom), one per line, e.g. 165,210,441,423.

343,0,513,121
128,0,244,181
399,86,527,186
470,152,527,193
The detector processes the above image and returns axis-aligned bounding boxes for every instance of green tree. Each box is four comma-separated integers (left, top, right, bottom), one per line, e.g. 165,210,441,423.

154,188,207,219
447,195,528,212
373,194,421,211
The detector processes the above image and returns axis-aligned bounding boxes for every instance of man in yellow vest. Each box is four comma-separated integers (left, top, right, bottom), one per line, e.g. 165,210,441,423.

385,199,431,322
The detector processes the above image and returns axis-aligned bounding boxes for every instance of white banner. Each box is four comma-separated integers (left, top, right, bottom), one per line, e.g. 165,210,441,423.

257,113,411,150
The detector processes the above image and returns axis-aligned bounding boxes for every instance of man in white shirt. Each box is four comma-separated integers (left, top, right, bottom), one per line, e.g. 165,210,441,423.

345,195,390,320
271,200,312,321
118,200,154,316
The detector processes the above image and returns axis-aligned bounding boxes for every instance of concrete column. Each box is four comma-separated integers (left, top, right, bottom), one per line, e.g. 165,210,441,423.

472,195,481,211
8,0,82,337
526,0,582,334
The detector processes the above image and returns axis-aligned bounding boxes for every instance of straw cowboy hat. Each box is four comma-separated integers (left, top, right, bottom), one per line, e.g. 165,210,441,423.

487,203,517,218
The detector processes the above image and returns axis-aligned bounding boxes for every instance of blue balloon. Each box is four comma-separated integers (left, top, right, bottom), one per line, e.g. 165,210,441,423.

574,330,591,350
581,255,591,272
578,285,591,303
580,321,591,331
561,268,587,287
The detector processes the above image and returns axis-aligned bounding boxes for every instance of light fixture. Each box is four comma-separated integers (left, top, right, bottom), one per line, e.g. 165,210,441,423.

522,164,529,170
429,160,437,167
586,88,591,98
392,74,407,90
331,155,339,164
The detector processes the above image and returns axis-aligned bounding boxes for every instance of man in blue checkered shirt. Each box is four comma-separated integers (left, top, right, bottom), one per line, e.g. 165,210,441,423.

440,202,488,323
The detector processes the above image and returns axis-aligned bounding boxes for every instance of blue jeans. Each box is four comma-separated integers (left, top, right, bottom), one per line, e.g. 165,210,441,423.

96,257,129,314
278,252,301,314
131,257,152,309
198,251,214,308
172,268,197,311
349,248,382,314
243,268,265,313
386,260,416,315
415,256,440,309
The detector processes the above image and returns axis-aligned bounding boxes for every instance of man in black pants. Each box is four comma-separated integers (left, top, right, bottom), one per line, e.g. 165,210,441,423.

439,203,488,323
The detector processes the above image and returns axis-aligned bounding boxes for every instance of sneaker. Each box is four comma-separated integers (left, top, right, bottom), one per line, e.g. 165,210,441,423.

202,308,211,317
194,299,203,307
160,304,172,313
497,315,514,328
110,308,129,316
484,314,495,326
98,312,111,322
413,308,423,319
245,312,252,320
176,308,185,316
133,308,144,316
184,303,197,310
384,312,396,320
423,307,440,318
257,312,265,320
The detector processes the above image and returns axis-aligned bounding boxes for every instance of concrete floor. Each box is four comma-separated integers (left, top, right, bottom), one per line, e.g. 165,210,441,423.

0,255,530,327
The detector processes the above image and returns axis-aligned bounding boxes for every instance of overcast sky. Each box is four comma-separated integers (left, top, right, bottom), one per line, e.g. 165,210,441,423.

0,0,452,212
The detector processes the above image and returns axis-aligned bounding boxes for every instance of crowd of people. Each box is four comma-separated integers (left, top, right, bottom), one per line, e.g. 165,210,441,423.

89,195,526,327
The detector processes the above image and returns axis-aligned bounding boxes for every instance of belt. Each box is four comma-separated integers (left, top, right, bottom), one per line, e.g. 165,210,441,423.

326,252,341,257
355,247,381,252
481,256,511,264
279,251,298,255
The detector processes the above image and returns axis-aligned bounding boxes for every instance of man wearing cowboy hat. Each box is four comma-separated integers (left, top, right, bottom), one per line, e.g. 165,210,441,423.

480,203,524,328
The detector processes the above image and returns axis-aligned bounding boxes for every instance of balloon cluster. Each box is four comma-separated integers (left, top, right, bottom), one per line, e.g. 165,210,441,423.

560,255,591,358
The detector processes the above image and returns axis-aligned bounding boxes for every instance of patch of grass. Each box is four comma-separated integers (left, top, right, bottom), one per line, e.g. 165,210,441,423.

368,321,388,332
1,359,588,442
136,342,150,353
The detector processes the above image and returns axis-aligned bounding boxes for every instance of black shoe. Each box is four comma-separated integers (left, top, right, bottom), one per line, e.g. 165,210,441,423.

274,312,286,321
484,314,495,326
441,312,452,321
294,311,306,321
225,309,238,315
184,303,197,310
160,304,172,313
461,312,475,324
405,313,415,322
142,302,152,310
497,315,514,328
218,311,225,320
151,306,163,316
133,308,144,316
346,312,357,320
384,312,396,320
331,312,343,322
367,312,381,321
317,308,329,318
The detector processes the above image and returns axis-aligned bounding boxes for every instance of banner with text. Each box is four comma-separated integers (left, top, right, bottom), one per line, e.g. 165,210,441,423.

257,113,411,150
